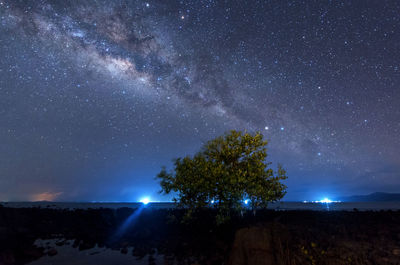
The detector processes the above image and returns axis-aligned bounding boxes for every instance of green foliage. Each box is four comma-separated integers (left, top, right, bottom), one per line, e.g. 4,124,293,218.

156,130,287,224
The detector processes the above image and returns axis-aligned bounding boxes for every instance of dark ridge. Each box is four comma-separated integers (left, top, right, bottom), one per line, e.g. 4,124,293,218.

336,192,400,202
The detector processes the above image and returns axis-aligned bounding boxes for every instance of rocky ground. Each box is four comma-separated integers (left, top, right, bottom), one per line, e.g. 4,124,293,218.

0,205,399,265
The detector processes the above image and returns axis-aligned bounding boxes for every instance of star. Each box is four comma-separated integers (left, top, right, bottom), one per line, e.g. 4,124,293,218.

0,0,398,202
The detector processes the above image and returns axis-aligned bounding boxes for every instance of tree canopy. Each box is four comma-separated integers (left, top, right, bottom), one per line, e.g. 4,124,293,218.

157,130,287,223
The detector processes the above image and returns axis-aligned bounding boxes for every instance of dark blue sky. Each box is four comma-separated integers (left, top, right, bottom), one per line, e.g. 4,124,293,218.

1,0,399,202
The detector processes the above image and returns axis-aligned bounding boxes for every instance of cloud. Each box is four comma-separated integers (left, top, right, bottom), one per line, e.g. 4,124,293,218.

31,192,64,202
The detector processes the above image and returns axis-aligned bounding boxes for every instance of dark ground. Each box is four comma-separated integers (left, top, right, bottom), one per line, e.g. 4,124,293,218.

0,205,399,265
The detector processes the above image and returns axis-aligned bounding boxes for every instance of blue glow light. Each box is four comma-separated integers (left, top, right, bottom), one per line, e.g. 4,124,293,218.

140,197,150,204
303,198,341,203
112,205,145,241
320,198,332,203
244,199,249,205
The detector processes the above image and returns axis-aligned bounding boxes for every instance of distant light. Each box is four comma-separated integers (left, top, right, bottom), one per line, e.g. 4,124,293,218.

181,15,185,20
308,198,341,203
280,127,284,131
145,3,150,7
303,198,342,203
319,198,332,203
265,126,269,130
211,200,215,204
244,199,249,205
140,198,150,205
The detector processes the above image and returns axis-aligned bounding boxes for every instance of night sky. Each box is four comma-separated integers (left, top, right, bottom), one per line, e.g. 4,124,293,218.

1,0,399,202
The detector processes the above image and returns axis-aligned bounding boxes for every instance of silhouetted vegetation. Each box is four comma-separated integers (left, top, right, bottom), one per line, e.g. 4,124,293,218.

157,130,287,223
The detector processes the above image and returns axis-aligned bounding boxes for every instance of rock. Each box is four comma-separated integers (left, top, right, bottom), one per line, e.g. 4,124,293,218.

55,239,66,246
227,226,275,265
148,255,156,265
47,248,57,256
24,246,45,259
0,250,16,265
79,241,95,251
121,247,128,254
72,239,81,248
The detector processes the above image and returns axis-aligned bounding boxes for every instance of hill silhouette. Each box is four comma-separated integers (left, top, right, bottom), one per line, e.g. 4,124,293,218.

337,192,400,202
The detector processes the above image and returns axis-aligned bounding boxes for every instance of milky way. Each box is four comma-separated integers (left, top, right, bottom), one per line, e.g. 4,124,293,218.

1,0,399,201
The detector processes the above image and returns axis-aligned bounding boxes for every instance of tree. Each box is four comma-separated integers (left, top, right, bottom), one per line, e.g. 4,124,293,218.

157,130,287,224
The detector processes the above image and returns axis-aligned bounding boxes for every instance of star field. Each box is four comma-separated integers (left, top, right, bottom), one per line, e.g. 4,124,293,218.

0,0,399,201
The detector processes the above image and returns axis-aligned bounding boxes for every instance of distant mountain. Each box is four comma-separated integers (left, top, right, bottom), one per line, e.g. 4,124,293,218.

336,192,400,202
